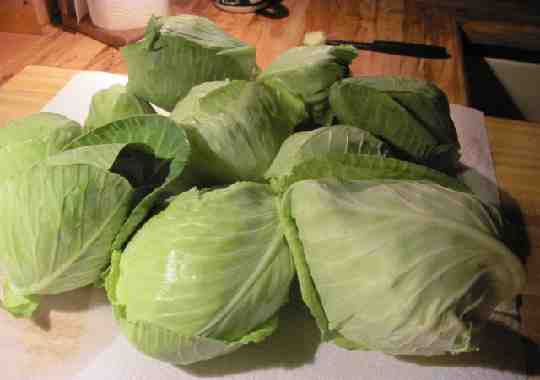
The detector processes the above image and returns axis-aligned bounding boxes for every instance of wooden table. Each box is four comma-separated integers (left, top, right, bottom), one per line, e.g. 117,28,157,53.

1,0,467,104
0,0,539,377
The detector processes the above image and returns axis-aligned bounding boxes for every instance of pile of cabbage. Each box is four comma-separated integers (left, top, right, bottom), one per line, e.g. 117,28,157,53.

0,15,525,365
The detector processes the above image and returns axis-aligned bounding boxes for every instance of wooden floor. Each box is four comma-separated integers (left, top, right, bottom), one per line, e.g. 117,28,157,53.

1,0,467,104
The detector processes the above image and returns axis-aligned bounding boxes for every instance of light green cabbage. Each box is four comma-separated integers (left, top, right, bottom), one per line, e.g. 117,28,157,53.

122,15,258,111
106,182,294,365
0,114,190,317
85,84,155,130
280,179,525,355
257,44,357,125
171,80,306,184
0,112,81,148
65,115,192,249
269,153,469,194
0,112,82,183
264,125,466,194
329,76,461,172
265,125,390,180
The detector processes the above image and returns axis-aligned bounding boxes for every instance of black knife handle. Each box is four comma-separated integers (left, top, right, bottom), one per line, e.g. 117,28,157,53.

372,40,450,59
327,39,450,59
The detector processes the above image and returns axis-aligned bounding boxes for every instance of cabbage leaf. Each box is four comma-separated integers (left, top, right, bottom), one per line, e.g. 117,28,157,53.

171,80,306,184
281,179,526,355
85,84,155,130
329,76,461,172
106,182,294,364
122,15,258,111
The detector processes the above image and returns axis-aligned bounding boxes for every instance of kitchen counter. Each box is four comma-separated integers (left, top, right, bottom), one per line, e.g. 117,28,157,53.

0,0,538,377
1,0,467,104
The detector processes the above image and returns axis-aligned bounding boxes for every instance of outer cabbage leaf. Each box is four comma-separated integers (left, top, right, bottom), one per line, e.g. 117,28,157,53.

0,127,81,184
67,115,191,248
85,84,155,130
257,44,357,124
107,251,278,365
122,15,258,111
0,112,80,148
106,183,294,364
0,115,191,317
269,152,468,194
0,112,82,183
281,179,526,355
1,282,40,318
169,80,230,118
45,143,134,170
0,165,133,316
265,125,390,180
329,76,460,172
171,80,306,184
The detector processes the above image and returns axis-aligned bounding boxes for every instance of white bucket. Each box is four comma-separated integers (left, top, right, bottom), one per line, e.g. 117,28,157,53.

87,0,171,31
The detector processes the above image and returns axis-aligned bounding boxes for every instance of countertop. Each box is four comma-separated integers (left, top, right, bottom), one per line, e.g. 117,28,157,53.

1,0,467,104
0,0,538,377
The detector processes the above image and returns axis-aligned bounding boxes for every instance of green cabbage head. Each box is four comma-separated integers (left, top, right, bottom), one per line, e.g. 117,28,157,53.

85,84,155,130
0,114,190,317
258,44,357,125
329,76,461,173
265,125,467,194
281,178,525,355
171,80,306,184
106,182,294,365
122,15,258,111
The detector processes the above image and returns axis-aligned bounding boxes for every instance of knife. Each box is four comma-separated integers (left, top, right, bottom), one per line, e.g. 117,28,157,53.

326,39,450,59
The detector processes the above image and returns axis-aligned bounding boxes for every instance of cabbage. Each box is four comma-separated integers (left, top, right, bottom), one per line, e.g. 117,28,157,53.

329,76,461,172
280,179,525,355
257,44,357,125
65,115,192,249
171,80,306,184
85,84,155,130
0,113,82,183
106,182,294,365
265,125,467,193
122,15,258,111
269,153,469,194
0,114,190,317
0,112,81,148
265,125,390,180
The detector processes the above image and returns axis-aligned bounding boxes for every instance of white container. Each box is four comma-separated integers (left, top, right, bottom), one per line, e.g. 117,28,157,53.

87,0,170,31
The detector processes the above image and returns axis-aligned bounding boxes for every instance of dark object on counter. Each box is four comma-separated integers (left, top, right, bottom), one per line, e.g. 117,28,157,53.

214,0,289,19
327,40,450,59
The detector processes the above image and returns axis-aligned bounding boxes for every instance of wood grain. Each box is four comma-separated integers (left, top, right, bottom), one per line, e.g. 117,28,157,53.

0,32,40,64
415,0,540,25
462,20,540,52
0,0,44,34
0,66,76,126
486,116,540,376
30,0,52,27
0,27,107,84
0,0,467,104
